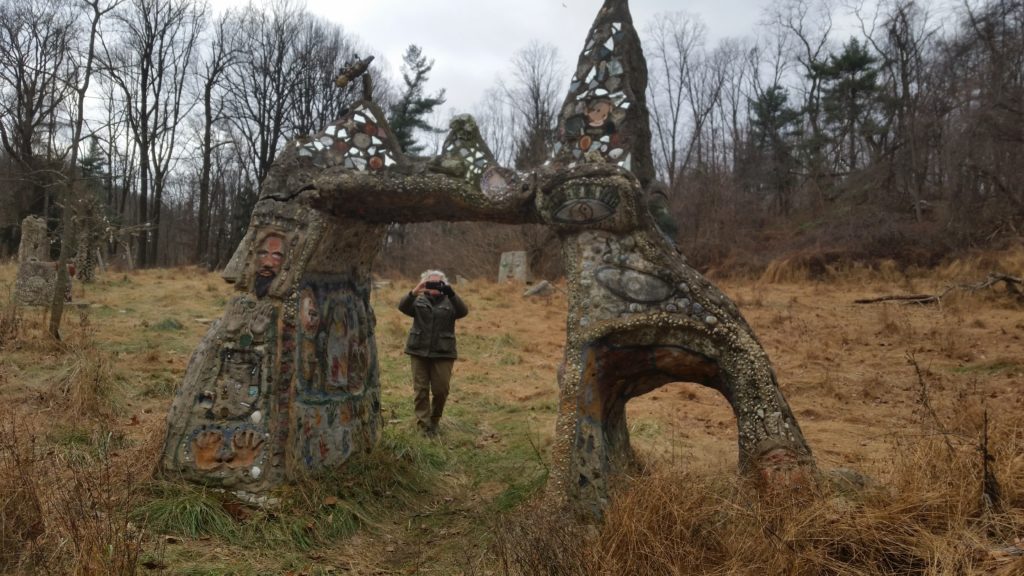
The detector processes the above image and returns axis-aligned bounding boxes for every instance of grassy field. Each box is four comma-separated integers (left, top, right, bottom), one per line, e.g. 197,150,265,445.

1,254,1023,575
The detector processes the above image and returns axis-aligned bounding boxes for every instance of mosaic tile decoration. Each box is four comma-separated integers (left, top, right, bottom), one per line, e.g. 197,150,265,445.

555,20,633,172
295,103,400,172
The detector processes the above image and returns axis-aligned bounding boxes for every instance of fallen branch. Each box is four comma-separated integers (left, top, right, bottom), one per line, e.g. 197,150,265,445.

855,272,1023,305
854,294,939,305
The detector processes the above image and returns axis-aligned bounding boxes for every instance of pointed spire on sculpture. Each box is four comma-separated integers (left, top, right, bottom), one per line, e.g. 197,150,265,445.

553,0,655,189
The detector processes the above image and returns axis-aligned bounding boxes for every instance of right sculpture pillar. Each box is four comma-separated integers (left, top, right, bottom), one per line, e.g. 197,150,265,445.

533,0,814,516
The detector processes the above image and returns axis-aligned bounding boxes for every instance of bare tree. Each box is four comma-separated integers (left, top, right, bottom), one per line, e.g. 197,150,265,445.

0,0,75,229
474,86,520,167
290,15,364,138
49,0,120,339
645,12,708,185
195,9,239,265
221,0,302,190
766,0,835,205
501,41,564,170
102,0,205,267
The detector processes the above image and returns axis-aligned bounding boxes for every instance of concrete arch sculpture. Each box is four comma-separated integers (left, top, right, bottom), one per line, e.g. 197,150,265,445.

160,0,815,514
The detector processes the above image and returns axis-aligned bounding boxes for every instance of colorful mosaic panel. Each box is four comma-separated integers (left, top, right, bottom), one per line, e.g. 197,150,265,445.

295,103,399,172
294,276,375,403
557,20,633,172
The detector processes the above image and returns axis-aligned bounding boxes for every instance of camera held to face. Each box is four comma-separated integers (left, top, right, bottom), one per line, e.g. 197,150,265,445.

425,281,445,290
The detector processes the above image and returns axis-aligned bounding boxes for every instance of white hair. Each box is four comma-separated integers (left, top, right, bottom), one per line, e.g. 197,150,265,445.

420,269,448,282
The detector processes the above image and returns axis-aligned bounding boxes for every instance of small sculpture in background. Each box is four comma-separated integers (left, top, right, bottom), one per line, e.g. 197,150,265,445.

14,215,71,307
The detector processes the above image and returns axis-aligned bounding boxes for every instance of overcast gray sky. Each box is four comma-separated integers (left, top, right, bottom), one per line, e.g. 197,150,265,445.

215,0,780,115
331,0,774,113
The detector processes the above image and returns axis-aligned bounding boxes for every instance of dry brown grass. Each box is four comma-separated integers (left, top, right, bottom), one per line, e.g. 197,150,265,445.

496,425,1024,576
0,418,44,572
54,338,119,418
1,257,1023,574
0,299,21,350
0,410,146,575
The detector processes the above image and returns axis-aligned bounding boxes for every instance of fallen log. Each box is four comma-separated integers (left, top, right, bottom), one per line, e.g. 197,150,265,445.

855,273,1023,305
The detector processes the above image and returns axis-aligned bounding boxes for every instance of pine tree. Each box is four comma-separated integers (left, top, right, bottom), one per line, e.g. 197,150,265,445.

388,45,446,154
815,38,880,171
748,85,802,215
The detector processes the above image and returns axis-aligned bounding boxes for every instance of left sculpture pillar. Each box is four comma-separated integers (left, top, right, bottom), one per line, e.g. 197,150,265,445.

159,132,387,495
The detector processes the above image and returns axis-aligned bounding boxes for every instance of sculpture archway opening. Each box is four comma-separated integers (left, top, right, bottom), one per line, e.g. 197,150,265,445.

622,378,740,468
159,0,816,516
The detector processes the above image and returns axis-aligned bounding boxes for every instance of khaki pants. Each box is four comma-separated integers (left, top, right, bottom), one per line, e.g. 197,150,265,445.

411,356,454,431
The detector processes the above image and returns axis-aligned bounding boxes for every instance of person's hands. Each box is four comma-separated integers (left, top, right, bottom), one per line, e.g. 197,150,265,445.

411,280,427,295
440,284,455,297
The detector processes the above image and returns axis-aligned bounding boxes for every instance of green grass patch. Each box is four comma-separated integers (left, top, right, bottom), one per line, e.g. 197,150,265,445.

134,482,238,540
951,360,1019,374
497,351,522,365
140,372,179,398
152,318,185,331
492,468,549,511
49,426,134,465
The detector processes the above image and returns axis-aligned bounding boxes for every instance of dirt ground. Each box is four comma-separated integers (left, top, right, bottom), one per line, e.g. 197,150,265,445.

1,254,1022,574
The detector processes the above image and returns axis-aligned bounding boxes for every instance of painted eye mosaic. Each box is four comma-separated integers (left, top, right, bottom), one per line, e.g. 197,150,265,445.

547,185,620,225
559,20,633,173
553,199,614,224
294,103,398,172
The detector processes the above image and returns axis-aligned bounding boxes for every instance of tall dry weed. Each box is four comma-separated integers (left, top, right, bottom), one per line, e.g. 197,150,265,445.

0,298,21,350
47,458,145,576
876,303,915,341
760,257,811,284
0,417,145,575
495,422,1024,576
492,501,596,575
55,338,119,418
0,418,44,572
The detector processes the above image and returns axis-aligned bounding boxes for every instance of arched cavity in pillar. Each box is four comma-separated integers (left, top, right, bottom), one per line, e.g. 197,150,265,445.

623,379,738,471
565,323,813,516
567,333,723,507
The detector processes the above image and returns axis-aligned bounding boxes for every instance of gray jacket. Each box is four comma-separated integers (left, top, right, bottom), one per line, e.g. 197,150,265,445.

398,291,469,358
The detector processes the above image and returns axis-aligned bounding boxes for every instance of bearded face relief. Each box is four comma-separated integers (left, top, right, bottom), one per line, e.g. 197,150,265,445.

254,233,286,298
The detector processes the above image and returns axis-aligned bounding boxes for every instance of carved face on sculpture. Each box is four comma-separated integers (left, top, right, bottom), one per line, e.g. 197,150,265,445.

586,99,613,127
254,234,286,297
